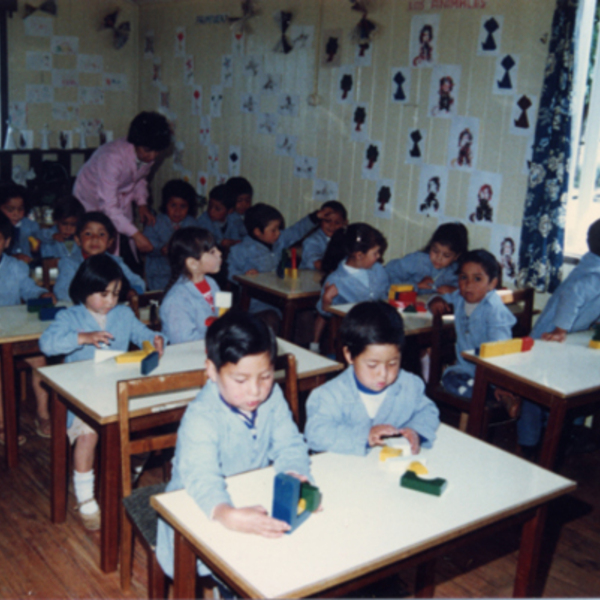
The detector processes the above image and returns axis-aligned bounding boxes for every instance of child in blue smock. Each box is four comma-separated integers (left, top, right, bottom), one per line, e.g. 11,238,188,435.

39,254,165,530
196,184,239,249
223,176,253,241
156,311,312,583
386,222,468,294
300,200,347,271
517,219,600,453
159,227,222,344
305,301,439,455
143,179,198,291
429,250,517,409
53,212,145,301
40,195,85,259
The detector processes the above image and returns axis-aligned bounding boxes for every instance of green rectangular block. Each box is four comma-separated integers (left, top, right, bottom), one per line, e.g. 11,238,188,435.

400,470,447,496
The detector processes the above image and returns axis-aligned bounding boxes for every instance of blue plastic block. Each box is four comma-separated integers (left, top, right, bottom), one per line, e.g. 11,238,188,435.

272,473,319,533
27,297,54,313
141,351,160,375
39,306,66,321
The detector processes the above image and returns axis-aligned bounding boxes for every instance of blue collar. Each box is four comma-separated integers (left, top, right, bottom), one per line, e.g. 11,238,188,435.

219,394,257,429
353,372,387,395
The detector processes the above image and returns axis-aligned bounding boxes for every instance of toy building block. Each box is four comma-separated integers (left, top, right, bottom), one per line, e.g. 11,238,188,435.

141,351,160,375
380,446,403,462
272,473,321,533
94,349,125,363
39,306,66,321
400,470,447,496
27,297,54,313
478,337,534,359
114,340,155,364
388,284,414,300
215,291,233,317
406,461,428,475
28,236,41,253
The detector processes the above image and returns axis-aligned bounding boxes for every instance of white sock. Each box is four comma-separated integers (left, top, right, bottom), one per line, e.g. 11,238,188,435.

420,353,431,383
74,469,99,514
309,342,320,353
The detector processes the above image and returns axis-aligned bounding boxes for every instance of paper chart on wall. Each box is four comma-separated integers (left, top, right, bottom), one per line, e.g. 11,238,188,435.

52,69,78,88
26,51,51,71
448,116,479,171
221,55,233,88
77,54,103,73
210,85,223,118
80,118,103,135
26,84,53,104
144,30,155,59
24,16,53,37
493,54,519,96
9,103,27,129
362,141,382,181
184,55,195,86
410,13,439,68
390,67,410,104
374,179,394,220
294,156,317,179
52,102,78,122
416,165,448,219
275,134,297,157
78,87,104,105
428,65,461,119
465,171,503,227
191,85,202,116
103,73,128,92
174,27,186,57
337,66,355,105
406,128,426,166
277,94,299,117
477,15,503,57
491,224,520,286
51,36,78,55
313,179,339,202
257,113,278,135
350,102,369,142
228,145,241,177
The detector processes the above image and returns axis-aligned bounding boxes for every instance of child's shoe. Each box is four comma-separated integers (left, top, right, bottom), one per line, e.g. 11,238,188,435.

35,417,52,439
77,499,100,531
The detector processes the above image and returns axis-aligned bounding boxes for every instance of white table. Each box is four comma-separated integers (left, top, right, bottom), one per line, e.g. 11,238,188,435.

37,338,342,573
152,424,575,598
463,330,600,469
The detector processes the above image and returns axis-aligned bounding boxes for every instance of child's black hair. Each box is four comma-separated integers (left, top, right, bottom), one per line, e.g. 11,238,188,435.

53,195,85,223
423,222,468,257
459,249,500,282
206,310,277,370
160,179,198,218
321,200,347,221
127,111,171,151
587,219,600,256
0,210,14,240
69,254,129,305
0,184,29,212
163,227,218,296
341,301,405,359
76,211,117,241
225,176,254,200
244,203,284,239
321,222,387,277
209,184,235,212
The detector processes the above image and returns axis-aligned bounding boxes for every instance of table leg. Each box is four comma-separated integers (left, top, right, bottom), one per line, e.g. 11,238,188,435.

173,530,197,599
51,392,68,523
100,421,120,573
1,343,18,468
467,365,488,439
538,400,567,470
513,506,548,597
281,300,295,341
415,559,436,597
239,285,250,312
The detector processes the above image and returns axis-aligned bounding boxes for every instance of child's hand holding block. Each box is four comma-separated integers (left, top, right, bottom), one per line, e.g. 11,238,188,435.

478,337,534,358
271,473,321,533
114,340,155,364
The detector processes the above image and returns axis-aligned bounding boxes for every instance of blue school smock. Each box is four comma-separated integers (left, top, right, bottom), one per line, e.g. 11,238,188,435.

9,218,43,258
53,248,146,301
0,254,47,305
385,251,459,293
305,365,440,455
437,289,516,379
196,212,226,244
530,252,600,338
143,213,197,291
316,260,390,316
300,228,329,270
159,276,220,344
156,379,311,578
224,211,247,241
41,236,78,259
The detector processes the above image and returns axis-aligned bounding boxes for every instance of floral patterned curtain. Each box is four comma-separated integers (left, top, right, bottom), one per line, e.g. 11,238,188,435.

518,0,577,293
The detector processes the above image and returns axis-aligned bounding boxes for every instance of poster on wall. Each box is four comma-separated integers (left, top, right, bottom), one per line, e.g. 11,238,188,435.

26,84,53,104
465,171,503,226
210,85,223,118
51,36,78,55
240,93,259,114
289,25,314,50
448,116,479,171
313,179,339,202
374,179,394,220
174,27,186,57
355,41,372,68
416,165,448,218
277,94,299,117
199,115,210,145
294,156,317,179
52,69,78,88
406,128,426,166
24,16,53,37
362,140,382,181
275,134,297,157
260,73,281,96
322,28,343,67
26,51,51,71
428,65,461,118
257,113,278,135
409,14,439,68
77,54,103,74
337,66,355,104
103,73,127,92
191,85,202,116
207,144,219,176
477,15,503,57
229,145,241,177
196,171,208,196
391,67,411,104
184,55,195,86
9,102,27,129
144,30,155,59
350,102,369,142
491,225,520,287
52,102,78,122
493,54,519,96
510,94,538,137
222,55,233,88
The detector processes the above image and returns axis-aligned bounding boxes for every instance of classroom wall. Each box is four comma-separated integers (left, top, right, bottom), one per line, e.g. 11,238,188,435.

138,0,553,272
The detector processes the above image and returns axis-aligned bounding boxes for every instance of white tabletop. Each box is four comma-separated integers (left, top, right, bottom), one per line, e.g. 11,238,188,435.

0,303,69,344
153,424,575,599
463,330,600,397
234,270,322,298
37,339,342,424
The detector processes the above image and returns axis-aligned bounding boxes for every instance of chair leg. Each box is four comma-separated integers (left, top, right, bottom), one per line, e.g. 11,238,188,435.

148,552,167,599
120,511,134,591
458,412,469,432
20,370,28,402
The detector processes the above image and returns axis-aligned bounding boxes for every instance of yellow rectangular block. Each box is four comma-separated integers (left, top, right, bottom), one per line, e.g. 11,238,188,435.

589,339,600,349
114,341,155,364
379,446,403,461
388,284,414,300
479,338,522,358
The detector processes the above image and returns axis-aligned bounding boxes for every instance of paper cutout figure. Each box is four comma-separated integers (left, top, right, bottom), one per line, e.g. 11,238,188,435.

144,30,154,59
341,74,353,100
152,58,162,86
207,144,219,176
433,76,454,115
243,56,261,77
500,237,517,279
413,24,433,67
420,177,440,216
497,55,516,89
377,186,391,211
374,179,394,220
289,25,313,50
40,124,50,150
393,71,406,101
469,184,493,223
260,73,280,95
366,144,379,169
277,94,299,117
191,85,202,116
184,55,195,86
3,122,16,150
362,141,381,180
196,171,208,196
482,18,499,51
454,128,473,168
241,93,259,113
313,179,339,202
514,95,532,129
322,28,343,67
273,11,293,54
174,26,186,57
325,36,339,63
354,106,366,131
257,113,278,135
275,134,297,157
409,130,422,158
210,85,223,118
222,55,233,87
199,116,211,146
59,130,72,150
294,156,317,179
229,145,241,177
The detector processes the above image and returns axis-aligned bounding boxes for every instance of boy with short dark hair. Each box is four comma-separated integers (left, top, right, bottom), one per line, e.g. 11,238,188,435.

224,176,253,241
196,184,238,249
41,195,85,259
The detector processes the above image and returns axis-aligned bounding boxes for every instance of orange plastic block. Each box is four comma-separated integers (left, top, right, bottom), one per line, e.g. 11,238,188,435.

479,337,534,358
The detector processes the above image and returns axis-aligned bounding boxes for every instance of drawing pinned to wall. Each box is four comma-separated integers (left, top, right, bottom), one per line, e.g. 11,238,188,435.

9,103,27,129
26,51,51,71
362,141,382,181
275,134,297,157
232,30,244,56
229,146,241,177
355,42,372,67
322,28,342,67
313,179,339,202
102,10,130,49
243,55,262,78
26,84,53,104
80,118,103,136
466,171,503,226
493,54,519,95
260,73,281,96
159,88,170,112
405,128,426,166
199,115,211,146
207,144,220,176
52,69,78,88
58,130,73,150
174,26,186,57
410,14,439,68
273,10,293,54
52,102,78,122
491,225,520,286
277,94,299,117
510,94,537,136
240,92,259,114
477,16,503,57
172,140,185,172
144,30,155,59
429,65,460,118
184,55,195,86
448,117,479,171
103,73,127,92
350,2,377,66
374,179,394,220
77,54,103,74
289,25,314,50
350,102,369,142
391,67,410,103
294,156,317,179
257,113,278,135
222,55,233,88
152,58,162,87
24,16,53,37
51,35,78,55
337,66,355,104
210,85,223,118
196,171,208,196
417,165,448,218
190,86,202,116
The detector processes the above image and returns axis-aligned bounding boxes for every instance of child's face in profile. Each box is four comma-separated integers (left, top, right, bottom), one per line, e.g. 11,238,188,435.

166,196,189,224
429,242,458,271
207,197,228,223
76,222,114,256
206,351,275,413
344,343,401,393
186,246,222,281
458,262,497,304
235,194,252,216
1,196,25,226
353,245,381,269
57,216,78,240
254,219,281,245
320,212,346,238
85,279,121,315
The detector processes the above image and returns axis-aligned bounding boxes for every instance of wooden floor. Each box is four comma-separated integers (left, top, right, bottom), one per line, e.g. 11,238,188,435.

1,405,600,598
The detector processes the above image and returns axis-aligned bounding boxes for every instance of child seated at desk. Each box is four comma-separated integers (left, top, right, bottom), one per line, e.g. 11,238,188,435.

39,254,165,530
40,195,85,260
196,184,238,250
517,219,600,454
53,211,145,301
143,179,198,291
0,211,53,446
156,311,311,581
159,227,222,344
224,176,253,241
305,301,439,455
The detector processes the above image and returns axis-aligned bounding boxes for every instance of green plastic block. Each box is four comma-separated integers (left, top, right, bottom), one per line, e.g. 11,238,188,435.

400,470,447,496
300,483,321,512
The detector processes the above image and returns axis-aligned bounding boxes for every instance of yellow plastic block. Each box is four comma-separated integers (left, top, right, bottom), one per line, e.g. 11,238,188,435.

297,498,306,515
589,339,600,349
28,236,40,253
285,268,299,279
407,461,429,475
388,284,414,300
114,341,155,364
480,338,523,358
380,446,403,462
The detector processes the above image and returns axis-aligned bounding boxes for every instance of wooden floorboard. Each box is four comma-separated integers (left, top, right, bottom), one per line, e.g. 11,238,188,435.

2,403,600,598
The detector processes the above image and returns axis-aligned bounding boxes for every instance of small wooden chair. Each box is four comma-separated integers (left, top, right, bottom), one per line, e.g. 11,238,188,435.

41,257,59,291
275,353,300,427
118,369,208,597
128,290,164,331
